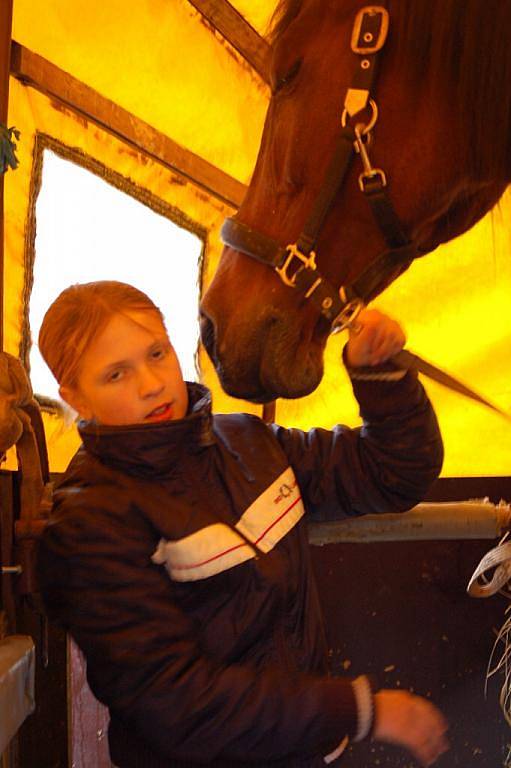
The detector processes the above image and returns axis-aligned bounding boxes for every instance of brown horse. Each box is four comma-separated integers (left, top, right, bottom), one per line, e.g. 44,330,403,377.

200,0,511,403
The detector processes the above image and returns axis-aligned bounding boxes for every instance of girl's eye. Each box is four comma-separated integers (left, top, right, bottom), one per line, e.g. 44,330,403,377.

107,369,124,383
151,346,166,361
150,341,172,361
273,59,302,94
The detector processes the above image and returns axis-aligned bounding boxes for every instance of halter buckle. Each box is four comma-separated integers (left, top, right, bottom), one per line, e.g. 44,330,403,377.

276,243,317,288
351,7,389,55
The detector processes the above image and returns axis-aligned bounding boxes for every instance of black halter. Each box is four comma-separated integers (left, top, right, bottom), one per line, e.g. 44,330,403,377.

221,4,419,332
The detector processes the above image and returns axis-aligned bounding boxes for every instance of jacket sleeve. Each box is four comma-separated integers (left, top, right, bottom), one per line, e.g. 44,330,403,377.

271,356,443,519
38,486,365,764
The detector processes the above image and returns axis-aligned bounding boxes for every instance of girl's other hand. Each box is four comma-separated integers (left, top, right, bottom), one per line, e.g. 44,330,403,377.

373,689,449,766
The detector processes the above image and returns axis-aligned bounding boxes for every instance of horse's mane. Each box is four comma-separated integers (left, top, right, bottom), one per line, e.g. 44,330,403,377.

269,0,511,181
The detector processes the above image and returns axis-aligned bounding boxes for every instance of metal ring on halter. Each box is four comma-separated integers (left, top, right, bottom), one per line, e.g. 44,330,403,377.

330,297,365,334
341,98,379,135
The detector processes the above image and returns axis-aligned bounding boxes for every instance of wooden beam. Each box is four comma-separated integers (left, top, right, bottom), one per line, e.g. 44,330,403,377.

187,0,272,84
10,42,246,209
0,0,14,352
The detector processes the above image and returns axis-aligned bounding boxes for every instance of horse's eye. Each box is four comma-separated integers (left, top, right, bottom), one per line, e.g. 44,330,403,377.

273,59,302,94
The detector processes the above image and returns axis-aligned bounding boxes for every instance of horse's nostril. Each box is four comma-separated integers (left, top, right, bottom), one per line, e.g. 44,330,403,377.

199,311,217,363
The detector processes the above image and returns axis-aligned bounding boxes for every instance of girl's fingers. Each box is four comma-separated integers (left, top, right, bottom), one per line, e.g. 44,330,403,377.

346,309,406,367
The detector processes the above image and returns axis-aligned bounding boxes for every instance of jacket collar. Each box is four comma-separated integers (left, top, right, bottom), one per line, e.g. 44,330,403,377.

77,382,215,478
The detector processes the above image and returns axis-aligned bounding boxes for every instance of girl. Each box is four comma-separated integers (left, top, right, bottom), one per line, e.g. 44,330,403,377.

38,280,448,768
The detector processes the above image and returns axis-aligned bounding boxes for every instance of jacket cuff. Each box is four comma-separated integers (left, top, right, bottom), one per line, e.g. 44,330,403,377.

342,344,407,382
323,735,349,764
341,344,426,424
322,675,377,764
351,675,376,742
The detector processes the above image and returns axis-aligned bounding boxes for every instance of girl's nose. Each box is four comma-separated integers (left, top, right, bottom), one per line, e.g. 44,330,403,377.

138,367,165,398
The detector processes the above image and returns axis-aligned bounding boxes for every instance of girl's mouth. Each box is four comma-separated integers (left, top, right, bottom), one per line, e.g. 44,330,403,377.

146,402,173,421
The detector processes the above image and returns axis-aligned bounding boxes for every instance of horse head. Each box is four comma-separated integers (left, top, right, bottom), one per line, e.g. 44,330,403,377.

200,0,511,402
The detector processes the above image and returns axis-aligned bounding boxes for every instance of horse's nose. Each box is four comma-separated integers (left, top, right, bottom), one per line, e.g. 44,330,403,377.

199,309,218,366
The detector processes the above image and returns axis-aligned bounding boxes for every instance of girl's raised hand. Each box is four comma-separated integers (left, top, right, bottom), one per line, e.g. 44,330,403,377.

345,308,406,368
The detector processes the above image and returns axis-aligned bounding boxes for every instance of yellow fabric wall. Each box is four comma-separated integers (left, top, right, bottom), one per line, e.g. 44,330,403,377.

275,198,511,477
11,0,269,184
3,0,511,478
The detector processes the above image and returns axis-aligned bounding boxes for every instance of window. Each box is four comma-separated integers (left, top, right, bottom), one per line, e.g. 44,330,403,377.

29,149,203,401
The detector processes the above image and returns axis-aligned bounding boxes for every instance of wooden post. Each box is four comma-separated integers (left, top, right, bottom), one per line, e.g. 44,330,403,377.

186,0,271,84
0,0,14,352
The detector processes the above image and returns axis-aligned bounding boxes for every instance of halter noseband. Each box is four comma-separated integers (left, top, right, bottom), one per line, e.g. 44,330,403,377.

220,4,420,332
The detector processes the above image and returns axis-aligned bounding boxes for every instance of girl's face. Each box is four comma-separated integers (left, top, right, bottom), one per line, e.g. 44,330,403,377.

61,310,189,426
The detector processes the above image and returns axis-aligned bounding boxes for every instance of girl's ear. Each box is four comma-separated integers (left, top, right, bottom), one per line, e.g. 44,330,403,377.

59,385,92,420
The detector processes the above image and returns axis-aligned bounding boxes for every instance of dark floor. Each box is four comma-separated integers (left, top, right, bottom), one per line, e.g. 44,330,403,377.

311,535,510,767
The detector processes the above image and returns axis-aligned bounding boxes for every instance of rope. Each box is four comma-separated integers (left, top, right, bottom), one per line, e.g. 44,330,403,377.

468,534,511,728
0,352,33,457
467,538,511,598
0,352,45,521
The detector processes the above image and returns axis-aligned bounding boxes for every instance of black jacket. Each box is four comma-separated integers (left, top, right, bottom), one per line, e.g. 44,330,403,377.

38,367,443,768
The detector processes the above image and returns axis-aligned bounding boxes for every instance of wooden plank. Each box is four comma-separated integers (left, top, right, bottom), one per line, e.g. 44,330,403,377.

10,43,246,209
69,638,110,768
187,0,271,84
16,600,68,767
0,473,15,633
0,0,14,352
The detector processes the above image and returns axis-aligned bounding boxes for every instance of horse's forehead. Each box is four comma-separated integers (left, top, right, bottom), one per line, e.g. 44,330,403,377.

274,0,356,67
279,0,356,37
298,0,357,14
